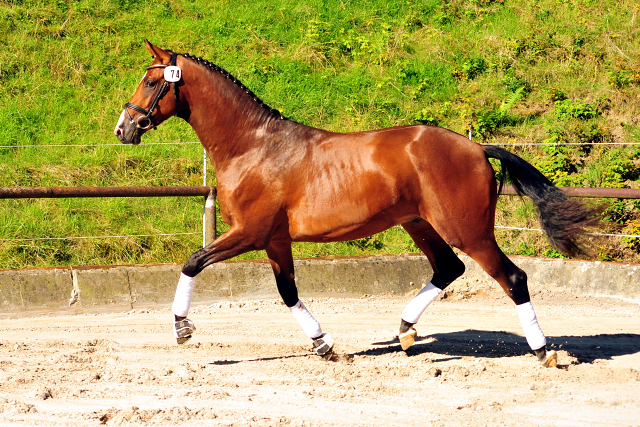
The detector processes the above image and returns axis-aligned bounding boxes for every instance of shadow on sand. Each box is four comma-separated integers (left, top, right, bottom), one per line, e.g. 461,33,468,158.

209,353,309,365
362,329,640,364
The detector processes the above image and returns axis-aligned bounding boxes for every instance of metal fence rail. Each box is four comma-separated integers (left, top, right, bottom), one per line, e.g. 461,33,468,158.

0,185,215,199
2,185,637,200
500,186,640,199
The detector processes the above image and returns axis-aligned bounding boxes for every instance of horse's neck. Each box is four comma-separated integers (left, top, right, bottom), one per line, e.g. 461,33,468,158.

184,70,286,171
183,67,325,176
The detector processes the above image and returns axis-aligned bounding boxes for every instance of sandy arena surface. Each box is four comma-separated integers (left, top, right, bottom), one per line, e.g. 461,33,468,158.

0,279,639,427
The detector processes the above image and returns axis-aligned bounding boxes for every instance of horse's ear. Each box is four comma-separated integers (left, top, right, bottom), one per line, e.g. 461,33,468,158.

144,40,171,63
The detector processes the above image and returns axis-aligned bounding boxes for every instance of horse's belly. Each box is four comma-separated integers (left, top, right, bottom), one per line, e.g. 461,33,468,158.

287,200,416,242
289,220,393,242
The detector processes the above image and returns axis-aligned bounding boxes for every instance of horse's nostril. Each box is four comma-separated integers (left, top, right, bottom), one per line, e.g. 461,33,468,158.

115,127,122,137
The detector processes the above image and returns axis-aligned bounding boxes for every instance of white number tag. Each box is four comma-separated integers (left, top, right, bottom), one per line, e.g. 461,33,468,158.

164,66,182,82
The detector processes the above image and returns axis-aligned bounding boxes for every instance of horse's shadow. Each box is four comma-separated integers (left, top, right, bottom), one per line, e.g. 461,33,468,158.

363,329,640,364
206,330,640,365
209,353,307,365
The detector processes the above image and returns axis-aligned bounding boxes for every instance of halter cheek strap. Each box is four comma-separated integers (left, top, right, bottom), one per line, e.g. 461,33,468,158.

124,52,180,130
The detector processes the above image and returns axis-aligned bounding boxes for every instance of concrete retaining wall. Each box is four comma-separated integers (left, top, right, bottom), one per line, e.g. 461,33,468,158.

0,254,637,313
461,255,640,301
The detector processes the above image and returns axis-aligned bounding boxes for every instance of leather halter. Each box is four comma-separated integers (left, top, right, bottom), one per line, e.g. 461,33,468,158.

124,52,180,130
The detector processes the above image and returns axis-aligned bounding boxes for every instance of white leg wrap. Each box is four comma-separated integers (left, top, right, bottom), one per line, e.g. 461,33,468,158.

290,300,322,339
172,273,196,317
401,282,442,324
516,302,547,351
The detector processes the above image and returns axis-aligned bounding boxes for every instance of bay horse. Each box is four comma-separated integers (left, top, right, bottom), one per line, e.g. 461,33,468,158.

115,41,598,367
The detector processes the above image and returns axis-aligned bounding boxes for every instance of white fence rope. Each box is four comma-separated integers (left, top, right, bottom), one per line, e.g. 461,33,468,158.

0,232,200,242
387,224,640,239
2,141,639,149
0,227,637,244
494,225,640,239
0,142,201,148
483,142,640,146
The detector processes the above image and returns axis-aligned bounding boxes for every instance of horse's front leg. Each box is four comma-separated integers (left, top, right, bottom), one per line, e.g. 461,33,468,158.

266,241,333,356
171,226,266,344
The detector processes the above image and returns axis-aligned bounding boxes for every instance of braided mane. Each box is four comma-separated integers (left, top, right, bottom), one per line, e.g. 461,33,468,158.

177,52,288,121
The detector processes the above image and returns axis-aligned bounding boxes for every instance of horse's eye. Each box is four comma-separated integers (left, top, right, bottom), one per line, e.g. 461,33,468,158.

145,80,157,88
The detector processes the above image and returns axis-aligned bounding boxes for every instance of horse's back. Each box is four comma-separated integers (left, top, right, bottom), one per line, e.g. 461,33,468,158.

316,124,494,197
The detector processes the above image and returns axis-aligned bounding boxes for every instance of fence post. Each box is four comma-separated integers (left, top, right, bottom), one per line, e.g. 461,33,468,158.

203,188,216,247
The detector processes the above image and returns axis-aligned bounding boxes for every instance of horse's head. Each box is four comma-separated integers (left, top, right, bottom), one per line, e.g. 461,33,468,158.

114,41,184,145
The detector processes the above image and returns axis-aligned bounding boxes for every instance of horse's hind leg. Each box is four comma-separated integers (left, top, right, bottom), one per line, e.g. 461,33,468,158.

398,219,466,350
266,241,333,356
464,240,557,367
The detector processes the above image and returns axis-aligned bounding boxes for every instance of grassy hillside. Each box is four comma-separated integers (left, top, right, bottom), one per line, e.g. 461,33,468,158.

0,0,639,268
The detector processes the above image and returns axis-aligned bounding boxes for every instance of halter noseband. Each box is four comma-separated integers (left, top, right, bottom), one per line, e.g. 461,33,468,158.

124,52,180,130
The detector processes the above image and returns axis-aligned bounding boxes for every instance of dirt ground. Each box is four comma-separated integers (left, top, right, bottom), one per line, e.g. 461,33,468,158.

0,279,639,427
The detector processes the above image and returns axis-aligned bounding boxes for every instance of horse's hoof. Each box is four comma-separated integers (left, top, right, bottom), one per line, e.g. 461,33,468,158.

176,335,192,345
174,318,196,345
312,333,334,356
541,350,558,368
399,327,417,351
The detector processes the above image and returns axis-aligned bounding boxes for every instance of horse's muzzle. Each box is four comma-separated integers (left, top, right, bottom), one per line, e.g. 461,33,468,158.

114,126,142,145
114,111,143,145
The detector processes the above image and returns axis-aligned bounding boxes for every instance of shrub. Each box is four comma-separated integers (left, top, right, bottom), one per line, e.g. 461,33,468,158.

347,236,384,250
502,68,532,94
452,57,487,80
470,87,524,138
510,31,560,63
546,121,610,146
414,109,439,126
534,145,575,186
547,88,567,102
608,68,640,89
622,220,640,253
554,99,598,120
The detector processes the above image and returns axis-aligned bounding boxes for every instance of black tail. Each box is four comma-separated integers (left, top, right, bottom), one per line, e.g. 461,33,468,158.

483,145,599,256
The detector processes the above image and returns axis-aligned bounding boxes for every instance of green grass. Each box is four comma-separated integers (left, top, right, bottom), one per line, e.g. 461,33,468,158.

1,0,639,268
